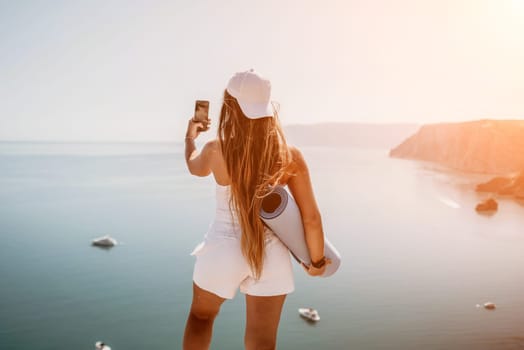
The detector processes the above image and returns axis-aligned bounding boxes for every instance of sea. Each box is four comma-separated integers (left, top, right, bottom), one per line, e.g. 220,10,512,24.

1,141,524,350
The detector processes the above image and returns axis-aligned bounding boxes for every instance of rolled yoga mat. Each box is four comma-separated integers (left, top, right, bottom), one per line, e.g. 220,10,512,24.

260,186,341,277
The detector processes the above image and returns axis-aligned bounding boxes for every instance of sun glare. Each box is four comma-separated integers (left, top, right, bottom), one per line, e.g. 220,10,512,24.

511,0,524,13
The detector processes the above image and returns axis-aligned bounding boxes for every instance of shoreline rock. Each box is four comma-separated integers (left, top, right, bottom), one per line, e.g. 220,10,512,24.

475,198,498,212
476,172,524,200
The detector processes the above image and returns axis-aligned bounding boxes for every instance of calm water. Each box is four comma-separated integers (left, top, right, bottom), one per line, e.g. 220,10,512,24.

1,141,524,350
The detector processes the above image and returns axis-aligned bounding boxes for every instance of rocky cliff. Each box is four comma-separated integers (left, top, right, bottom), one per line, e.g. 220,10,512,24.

389,120,524,174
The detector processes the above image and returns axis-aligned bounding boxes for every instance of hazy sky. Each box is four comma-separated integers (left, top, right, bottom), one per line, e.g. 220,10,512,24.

1,0,523,141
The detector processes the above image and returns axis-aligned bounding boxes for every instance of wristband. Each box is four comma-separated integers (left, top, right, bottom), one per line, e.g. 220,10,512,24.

311,256,326,269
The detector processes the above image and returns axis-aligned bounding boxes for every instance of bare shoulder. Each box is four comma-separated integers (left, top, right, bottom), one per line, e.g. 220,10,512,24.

186,139,218,177
203,139,219,151
287,144,307,174
203,139,227,174
201,139,220,158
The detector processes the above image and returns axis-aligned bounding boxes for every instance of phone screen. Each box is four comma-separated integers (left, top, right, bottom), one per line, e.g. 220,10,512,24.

194,100,210,122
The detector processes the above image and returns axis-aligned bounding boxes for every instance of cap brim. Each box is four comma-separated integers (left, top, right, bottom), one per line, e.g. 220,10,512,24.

238,101,274,119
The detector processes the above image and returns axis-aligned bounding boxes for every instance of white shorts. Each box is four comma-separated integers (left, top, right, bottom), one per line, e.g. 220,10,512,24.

191,232,295,300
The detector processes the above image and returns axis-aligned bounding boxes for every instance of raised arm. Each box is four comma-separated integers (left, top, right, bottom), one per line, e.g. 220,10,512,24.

286,146,330,276
184,118,213,176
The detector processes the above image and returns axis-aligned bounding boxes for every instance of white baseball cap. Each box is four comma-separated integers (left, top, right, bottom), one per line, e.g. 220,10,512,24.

226,69,273,119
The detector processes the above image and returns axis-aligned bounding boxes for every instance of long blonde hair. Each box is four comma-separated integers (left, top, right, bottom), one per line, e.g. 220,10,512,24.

218,90,291,279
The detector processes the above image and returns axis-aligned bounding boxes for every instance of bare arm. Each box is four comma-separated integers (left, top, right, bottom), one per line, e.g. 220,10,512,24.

287,146,329,275
184,118,213,176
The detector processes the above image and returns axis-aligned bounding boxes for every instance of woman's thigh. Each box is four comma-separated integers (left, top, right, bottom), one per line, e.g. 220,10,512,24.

189,282,226,319
245,294,287,348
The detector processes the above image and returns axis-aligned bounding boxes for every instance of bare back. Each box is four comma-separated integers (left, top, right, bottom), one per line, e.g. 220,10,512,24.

204,139,299,188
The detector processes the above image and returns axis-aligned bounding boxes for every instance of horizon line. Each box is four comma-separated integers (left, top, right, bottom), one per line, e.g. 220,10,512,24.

2,118,523,143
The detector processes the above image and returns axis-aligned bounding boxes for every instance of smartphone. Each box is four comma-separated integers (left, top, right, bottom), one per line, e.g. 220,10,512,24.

194,100,209,132
194,100,209,121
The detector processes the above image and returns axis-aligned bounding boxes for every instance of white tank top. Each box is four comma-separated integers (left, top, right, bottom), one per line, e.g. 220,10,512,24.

205,184,241,239
205,183,275,241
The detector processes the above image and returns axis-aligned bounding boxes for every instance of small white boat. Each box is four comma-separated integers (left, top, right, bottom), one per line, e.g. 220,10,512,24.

92,235,117,247
484,302,496,310
298,307,320,322
476,302,496,310
95,341,111,350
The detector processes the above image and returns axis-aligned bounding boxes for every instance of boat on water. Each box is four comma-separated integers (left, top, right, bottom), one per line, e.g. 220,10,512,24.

298,308,320,322
483,302,496,310
475,302,496,310
95,341,111,350
92,235,117,247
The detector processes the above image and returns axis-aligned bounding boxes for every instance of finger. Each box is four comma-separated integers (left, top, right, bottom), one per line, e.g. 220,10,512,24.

190,118,205,126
